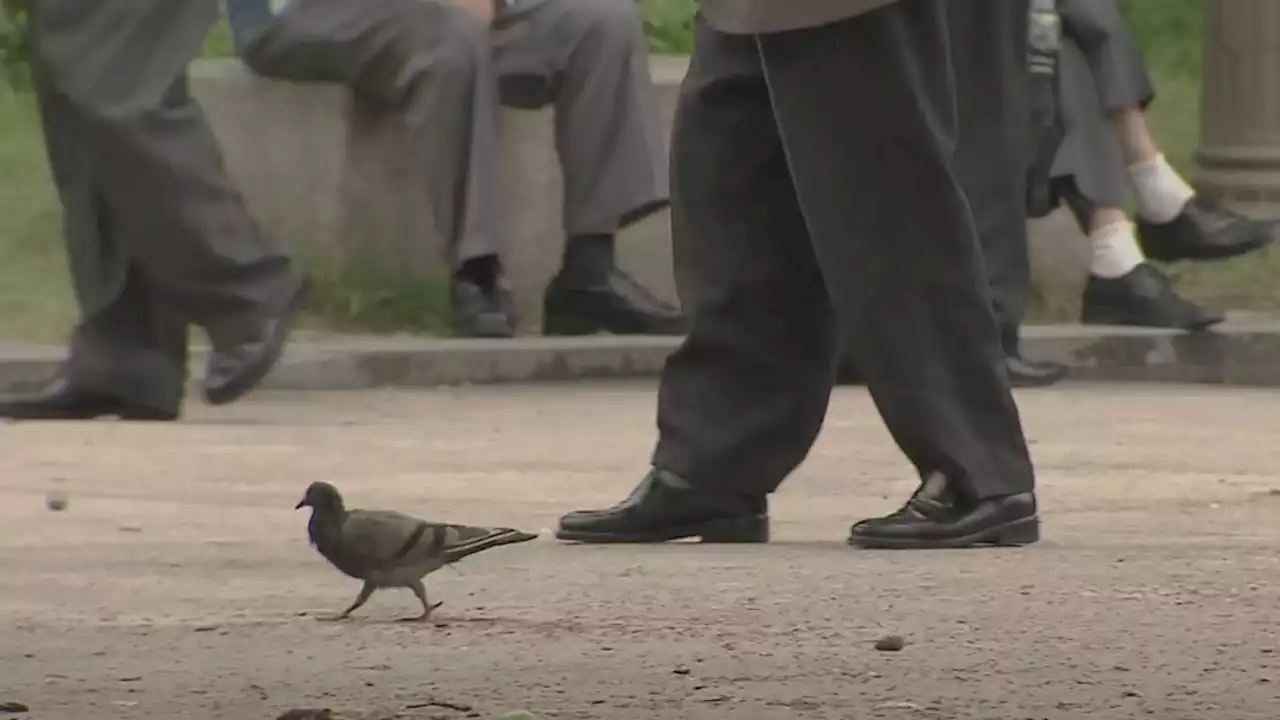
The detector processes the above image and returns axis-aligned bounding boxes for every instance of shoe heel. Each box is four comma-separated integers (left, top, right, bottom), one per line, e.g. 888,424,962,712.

993,516,1040,546
698,515,770,543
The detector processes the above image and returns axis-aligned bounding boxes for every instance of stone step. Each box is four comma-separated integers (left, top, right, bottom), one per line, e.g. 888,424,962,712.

187,56,1096,329
5,322,1280,394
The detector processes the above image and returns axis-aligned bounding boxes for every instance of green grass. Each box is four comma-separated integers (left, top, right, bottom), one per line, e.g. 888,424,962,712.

0,87,72,342
201,17,235,59
1,0,1276,341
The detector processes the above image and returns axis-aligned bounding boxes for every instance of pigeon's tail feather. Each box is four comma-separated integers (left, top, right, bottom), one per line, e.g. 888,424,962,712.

442,526,538,564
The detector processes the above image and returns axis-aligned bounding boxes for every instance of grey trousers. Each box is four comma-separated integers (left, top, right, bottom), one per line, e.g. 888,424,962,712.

30,0,298,412
231,0,669,268
1051,0,1156,215
652,3,1035,501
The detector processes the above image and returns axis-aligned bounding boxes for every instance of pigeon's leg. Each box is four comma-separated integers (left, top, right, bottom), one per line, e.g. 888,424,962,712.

318,581,376,622
397,579,443,622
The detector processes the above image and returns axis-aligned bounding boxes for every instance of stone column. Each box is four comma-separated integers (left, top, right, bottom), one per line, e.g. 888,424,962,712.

1194,0,1280,219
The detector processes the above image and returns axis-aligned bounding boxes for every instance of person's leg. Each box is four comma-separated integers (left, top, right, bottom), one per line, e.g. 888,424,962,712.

840,0,1067,389
7,0,306,419
1058,0,1274,261
84,74,310,405
231,0,516,338
556,19,839,544
1052,37,1222,330
0,60,186,420
948,0,1065,388
759,0,1038,548
1059,179,1222,330
491,0,685,336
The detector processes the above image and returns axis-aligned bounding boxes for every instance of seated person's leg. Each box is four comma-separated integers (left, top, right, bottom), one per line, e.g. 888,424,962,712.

1058,0,1274,261
1052,38,1221,331
227,0,519,338
1059,180,1221,330
492,0,686,336
1114,107,1275,260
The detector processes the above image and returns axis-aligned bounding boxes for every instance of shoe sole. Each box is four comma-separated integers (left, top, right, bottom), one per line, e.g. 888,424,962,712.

542,311,687,337
0,407,177,422
555,514,770,544
454,312,516,339
1080,311,1224,332
203,274,310,406
1009,371,1068,389
1141,223,1276,262
847,515,1040,550
542,314,603,337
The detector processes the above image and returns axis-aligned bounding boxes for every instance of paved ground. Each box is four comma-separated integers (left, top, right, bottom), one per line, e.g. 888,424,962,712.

2,382,1279,720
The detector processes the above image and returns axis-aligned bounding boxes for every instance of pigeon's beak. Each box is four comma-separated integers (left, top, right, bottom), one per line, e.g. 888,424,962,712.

294,499,307,510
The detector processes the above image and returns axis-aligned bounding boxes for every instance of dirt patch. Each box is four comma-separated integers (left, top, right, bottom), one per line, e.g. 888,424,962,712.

2,383,1279,718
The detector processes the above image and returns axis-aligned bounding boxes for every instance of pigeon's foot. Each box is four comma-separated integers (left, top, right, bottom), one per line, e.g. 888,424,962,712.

316,614,353,622
397,601,444,623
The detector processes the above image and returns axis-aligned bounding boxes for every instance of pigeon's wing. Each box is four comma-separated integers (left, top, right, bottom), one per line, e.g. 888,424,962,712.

339,509,444,571
341,511,538,574
435,523,538,565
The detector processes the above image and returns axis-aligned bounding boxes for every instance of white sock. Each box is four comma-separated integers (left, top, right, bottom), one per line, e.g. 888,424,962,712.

1128,154,1195,223
1088,222,1145,278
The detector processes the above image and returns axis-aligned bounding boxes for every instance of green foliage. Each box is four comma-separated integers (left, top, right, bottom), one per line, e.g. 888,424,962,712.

202,17,236,59
1116,0,1203,80
304,255,454,335
637,0,696,54
0,0,30,88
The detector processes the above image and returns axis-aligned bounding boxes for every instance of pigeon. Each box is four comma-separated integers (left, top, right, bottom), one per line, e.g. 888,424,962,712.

294,481,538,622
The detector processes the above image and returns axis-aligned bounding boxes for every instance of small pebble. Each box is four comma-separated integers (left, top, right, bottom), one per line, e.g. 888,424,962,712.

874,634,906,651
45,491,68,512
0,701,30,714
276,710,332,720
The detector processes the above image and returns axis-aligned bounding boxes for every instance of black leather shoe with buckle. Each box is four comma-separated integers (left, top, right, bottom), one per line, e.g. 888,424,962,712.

556,469,768,543
847,473,1039,550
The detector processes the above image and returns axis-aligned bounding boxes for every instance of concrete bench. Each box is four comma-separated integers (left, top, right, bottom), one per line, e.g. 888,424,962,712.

188,56,1091,329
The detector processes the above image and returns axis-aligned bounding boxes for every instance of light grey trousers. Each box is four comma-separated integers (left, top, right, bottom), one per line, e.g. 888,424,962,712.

229,0,669,268
30,0,299,412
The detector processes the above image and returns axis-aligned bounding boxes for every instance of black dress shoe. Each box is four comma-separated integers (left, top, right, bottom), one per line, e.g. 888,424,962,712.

556,469,769,543
542,270,687,336
1137,196,1276,262
452,277,516,338
1006,355,1067,388
203,273,310,406
1080,263,1223,331
847,473,1038,550
0,378,177,421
